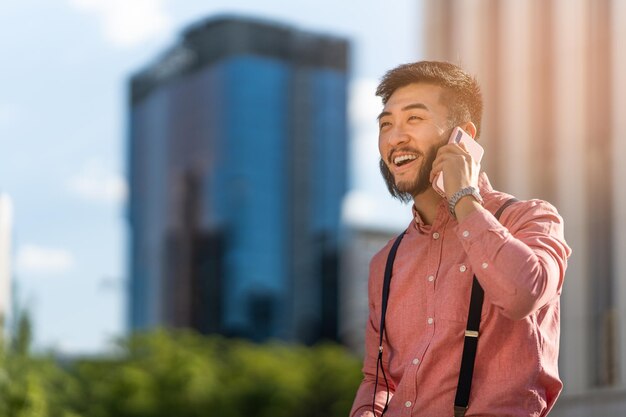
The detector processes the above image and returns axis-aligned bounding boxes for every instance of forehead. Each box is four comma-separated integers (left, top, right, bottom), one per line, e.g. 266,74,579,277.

383,83,447,114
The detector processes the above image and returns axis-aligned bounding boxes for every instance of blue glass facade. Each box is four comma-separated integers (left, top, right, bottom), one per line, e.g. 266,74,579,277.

128,16,348,343
214,55,291,338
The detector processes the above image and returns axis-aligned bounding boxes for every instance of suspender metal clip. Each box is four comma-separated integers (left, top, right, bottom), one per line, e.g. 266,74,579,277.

454,405,468,417
464,330,479,338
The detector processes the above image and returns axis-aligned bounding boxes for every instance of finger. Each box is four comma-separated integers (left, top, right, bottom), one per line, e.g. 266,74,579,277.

457,142,472,157
430,154,448,175
430,156,453,183
430,159,446,182
438,143,467,157
447,142,470,156
433,150,462,168
443,144,473,163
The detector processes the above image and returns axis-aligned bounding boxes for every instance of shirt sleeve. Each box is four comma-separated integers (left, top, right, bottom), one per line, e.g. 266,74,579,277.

350,253,396,417
455,199,572,320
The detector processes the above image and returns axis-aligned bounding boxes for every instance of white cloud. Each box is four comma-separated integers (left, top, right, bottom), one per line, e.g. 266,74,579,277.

16,245,76,276
67,0,172,47
67,159,127,204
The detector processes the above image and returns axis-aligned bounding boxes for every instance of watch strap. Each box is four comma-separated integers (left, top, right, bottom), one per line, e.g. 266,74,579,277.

449,186,483,217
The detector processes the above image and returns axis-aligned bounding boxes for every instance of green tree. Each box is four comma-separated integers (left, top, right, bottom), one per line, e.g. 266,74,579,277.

0,325,363,417
0,310,81,417
68,330,362,417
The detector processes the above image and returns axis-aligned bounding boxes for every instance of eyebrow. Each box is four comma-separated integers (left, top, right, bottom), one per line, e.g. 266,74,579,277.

377,102,430,121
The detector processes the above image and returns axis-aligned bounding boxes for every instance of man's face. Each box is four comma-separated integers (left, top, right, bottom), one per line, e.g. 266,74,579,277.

378,83,451,200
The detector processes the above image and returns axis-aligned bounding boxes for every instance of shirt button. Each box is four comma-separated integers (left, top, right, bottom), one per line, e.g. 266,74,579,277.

428,317,434,325
432,232,440,240
482,262,488,269
405,401,412,408
412,358,420,365
459,265,467,272
428,275,435,282
462,230,470,238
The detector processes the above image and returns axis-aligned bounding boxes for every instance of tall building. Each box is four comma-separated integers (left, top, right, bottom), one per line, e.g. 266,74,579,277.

0,193,13,330
424,0,626,414
127,16,348,344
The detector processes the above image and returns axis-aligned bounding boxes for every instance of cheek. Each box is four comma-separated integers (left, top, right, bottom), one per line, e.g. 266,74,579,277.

378,135,387,156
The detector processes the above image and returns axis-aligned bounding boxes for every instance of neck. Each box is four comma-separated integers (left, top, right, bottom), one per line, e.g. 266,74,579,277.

413,187,445,225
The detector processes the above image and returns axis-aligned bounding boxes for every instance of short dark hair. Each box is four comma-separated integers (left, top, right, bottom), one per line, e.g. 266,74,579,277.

376,61,483,138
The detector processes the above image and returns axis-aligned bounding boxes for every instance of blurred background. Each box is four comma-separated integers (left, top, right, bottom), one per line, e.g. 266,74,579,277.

0,0,625,416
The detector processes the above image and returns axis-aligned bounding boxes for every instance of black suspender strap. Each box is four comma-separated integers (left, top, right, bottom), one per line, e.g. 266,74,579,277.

453,197,519,417
380,230,407,350
453,275,484,417
373,229,406,417
493,197,520,225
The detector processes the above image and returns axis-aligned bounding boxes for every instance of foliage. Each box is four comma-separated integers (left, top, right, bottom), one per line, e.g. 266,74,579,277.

0,311,80,417
0,319,363,417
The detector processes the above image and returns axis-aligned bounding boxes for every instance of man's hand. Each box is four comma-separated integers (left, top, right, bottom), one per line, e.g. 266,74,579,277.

430,141,480,198
430,141,482,221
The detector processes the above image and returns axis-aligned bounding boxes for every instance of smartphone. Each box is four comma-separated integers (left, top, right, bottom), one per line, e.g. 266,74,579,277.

432,127,484,198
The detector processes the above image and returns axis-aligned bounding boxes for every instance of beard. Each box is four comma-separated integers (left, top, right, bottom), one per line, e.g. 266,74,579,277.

379,138,446,204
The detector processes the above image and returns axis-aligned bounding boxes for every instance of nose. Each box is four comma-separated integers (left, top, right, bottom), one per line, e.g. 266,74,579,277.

385,124,411,147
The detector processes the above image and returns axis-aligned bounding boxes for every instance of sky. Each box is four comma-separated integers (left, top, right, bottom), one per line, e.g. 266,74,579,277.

0,0,423,354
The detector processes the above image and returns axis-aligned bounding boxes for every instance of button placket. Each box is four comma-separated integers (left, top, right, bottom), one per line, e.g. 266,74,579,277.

425,217,447,343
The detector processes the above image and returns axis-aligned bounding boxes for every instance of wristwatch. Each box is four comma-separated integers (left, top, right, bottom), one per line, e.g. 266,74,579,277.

448,186,483,217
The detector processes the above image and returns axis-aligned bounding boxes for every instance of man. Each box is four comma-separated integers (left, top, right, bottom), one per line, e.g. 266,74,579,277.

349,61,571,417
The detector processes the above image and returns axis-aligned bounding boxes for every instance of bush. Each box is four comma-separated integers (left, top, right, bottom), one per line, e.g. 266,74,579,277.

0,325,363,417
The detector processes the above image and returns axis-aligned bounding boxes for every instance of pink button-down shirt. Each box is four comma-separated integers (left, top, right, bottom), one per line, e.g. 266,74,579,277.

350,174,572,417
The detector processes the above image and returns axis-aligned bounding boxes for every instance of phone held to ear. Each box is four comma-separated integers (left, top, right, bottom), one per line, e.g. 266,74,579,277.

432,126,484,198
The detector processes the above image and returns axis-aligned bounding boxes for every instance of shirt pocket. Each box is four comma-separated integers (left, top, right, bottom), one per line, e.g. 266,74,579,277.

435,263,488,324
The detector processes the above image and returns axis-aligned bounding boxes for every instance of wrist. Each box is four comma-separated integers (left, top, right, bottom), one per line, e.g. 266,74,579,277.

448,186,483,219
454,196,482,222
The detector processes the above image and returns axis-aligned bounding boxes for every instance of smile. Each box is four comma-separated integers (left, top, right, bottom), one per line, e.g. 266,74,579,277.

391,152,419,168
394,154,418,166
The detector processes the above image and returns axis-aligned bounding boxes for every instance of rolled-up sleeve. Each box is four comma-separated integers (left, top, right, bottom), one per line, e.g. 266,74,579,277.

455,199,572,320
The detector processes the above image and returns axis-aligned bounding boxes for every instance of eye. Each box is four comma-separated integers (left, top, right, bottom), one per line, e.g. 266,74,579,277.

408,115,423,121
379,121,391,130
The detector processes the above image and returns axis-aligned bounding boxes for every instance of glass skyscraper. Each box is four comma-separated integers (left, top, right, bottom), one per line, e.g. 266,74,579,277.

128,16,348,344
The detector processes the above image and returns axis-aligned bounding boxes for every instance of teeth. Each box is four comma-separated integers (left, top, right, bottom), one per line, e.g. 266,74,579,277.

394,154,417,165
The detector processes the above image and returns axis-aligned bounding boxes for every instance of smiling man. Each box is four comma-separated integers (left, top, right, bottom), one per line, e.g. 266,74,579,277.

349,61,572,417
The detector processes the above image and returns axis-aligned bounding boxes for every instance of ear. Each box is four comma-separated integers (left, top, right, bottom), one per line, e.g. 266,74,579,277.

462,121,477,139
